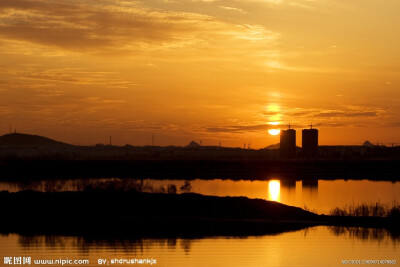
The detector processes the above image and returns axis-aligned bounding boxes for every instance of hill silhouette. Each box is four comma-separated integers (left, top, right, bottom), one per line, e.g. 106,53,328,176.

0,133,71,148
363,140,375,147
264,143,280,149
186,140,200,148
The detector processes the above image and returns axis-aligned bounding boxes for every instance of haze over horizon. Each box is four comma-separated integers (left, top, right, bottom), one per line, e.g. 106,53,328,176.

0,0,399,148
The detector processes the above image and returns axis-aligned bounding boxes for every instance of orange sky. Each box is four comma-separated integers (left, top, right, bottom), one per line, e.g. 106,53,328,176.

0,0,399,148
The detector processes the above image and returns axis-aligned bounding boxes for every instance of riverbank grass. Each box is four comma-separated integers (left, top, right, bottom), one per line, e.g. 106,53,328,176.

330,202,400,218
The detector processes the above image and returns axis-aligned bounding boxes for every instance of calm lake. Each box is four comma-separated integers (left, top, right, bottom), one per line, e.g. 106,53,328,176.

1,178,399,214
1,226,398,267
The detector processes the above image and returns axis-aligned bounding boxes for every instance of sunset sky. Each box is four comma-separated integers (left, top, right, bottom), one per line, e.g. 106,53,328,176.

0,0,399,148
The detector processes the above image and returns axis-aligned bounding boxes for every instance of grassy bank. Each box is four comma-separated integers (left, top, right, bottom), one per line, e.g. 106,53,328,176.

330,202,400,219
0,190,320,237
1,190,399,238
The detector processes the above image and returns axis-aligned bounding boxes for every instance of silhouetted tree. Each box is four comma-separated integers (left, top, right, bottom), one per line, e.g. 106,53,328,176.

180,181,192,193
167,184,177,194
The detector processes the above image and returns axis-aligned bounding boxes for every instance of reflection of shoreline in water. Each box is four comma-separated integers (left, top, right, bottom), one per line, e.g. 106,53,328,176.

1,225,398,267
17,235,187,254
302,179,319,189
328,226,400,243
301,180,318,211
280,179,296,189
13,226,399,255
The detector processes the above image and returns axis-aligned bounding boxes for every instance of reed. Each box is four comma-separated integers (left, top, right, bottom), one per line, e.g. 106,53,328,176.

330,202,400,218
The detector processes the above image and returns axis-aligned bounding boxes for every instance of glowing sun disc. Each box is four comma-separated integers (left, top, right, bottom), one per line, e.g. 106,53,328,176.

268,129,280,135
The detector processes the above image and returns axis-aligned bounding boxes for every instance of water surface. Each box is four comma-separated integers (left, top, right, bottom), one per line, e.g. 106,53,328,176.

1,226,398,267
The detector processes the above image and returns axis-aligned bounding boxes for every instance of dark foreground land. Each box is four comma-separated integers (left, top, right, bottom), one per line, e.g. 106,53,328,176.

1,158,400,181
1,191,399,238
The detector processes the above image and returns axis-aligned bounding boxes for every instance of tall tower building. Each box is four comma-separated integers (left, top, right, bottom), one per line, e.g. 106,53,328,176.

280,126,296,158
302,125,318,157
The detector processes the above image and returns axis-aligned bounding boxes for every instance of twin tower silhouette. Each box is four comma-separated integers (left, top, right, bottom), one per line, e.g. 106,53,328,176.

280,125,318,158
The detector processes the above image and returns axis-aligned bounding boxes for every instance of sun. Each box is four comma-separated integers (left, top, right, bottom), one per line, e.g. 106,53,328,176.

268,129,280,135
268,121,280,135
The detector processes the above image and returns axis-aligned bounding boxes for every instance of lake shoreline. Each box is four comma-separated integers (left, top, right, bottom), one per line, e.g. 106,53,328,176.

1,191,399,238
1,159,400,181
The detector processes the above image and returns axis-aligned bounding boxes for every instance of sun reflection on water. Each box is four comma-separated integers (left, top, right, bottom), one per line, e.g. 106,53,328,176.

268,180,280,202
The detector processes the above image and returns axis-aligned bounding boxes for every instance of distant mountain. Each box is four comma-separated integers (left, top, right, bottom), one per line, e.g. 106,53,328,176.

264,143,280,149
0,133,71,148
186,141,200,148
363,140,375,147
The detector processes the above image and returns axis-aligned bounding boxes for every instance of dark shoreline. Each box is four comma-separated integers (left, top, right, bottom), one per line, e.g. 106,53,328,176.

1,159,400,181
1,191,399,238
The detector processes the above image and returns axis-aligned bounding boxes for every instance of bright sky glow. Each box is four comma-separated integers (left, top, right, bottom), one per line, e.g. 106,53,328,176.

0,0,399,147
